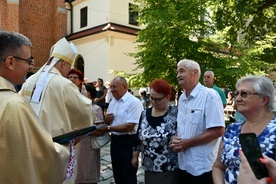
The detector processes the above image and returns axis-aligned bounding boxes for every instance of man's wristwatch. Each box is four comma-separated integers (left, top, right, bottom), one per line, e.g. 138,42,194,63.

133,146,140,152
107,125,111,131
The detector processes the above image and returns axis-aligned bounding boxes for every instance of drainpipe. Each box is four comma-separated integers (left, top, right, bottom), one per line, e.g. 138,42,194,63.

69,1,73,34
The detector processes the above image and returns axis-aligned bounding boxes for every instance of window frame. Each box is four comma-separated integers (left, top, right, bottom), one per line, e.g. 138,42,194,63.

80,6,88,28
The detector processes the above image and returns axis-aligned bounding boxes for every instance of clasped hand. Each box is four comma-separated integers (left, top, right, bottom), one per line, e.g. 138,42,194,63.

169,135,189,152
105,113,114,125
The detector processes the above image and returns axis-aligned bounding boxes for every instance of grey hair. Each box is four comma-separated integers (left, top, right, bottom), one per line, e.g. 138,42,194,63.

0,31,32,60
204,71,215,78
177,59,201,77
236,75,275,111
113,76,127,86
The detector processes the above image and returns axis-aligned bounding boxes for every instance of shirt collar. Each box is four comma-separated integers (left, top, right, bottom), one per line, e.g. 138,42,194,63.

116,91,130,102
182,82,203,99
0,76,17,92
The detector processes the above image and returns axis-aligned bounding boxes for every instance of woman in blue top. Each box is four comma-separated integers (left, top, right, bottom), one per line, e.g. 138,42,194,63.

212,75,276,184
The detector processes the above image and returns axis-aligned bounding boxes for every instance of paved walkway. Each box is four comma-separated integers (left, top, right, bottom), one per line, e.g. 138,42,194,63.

99,143,145,184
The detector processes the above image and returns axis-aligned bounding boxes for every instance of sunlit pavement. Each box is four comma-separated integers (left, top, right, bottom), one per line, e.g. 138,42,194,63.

99,143,145,184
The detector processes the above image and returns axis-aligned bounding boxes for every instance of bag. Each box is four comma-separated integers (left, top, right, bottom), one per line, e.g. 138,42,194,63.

91,132,111,149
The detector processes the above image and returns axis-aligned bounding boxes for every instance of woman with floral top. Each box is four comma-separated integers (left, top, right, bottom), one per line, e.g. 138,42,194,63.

131,79,179,184
213,75,276,184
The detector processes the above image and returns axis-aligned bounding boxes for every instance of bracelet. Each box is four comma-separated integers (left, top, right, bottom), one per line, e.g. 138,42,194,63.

107,125,111,131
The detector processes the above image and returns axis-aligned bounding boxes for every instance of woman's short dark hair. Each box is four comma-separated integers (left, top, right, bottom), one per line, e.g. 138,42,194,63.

150,79,172,96
68,69,84,82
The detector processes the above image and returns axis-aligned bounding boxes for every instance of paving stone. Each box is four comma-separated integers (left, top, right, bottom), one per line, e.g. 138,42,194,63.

98,143,145,184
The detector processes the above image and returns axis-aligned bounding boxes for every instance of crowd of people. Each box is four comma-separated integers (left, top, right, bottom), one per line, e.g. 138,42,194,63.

1,30,276,184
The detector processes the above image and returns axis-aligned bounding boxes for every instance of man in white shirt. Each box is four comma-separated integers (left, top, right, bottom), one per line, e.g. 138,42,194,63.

170,59,225,184
103,76,143,184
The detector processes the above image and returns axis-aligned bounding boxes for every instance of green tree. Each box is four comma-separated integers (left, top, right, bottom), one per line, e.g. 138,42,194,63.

210,0,276,83
211,0,276,44
128,0,213,88
124,0,275,91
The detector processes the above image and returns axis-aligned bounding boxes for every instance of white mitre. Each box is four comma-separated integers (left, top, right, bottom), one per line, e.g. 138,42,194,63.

31,38,77,103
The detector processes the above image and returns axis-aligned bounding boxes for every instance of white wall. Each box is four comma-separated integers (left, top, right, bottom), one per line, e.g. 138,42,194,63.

109,32,138,73
72,0,110,32
72,34,108,82
72,0,142,32
70,0,143,84
110,0,142,29
72,31,139,83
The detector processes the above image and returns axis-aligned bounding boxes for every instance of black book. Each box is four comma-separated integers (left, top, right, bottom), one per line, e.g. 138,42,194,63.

53,124,107,144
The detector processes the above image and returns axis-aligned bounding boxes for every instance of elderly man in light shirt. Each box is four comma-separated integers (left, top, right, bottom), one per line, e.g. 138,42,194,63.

103,76,143,184
170,59,225,184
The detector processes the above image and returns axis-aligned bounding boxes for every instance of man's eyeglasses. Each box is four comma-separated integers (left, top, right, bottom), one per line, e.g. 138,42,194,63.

68,76,79,79
150,96,166,103
234,91,259,98
12,56,34,66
